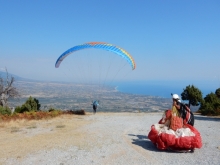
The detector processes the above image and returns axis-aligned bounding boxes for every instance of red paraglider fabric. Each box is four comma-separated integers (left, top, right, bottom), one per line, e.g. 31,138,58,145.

148,110,202,151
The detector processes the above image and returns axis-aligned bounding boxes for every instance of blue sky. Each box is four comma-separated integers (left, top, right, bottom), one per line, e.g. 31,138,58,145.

0,0,220,90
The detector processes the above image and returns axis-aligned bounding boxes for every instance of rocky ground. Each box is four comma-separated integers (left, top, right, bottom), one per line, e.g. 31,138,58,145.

0,112,220,165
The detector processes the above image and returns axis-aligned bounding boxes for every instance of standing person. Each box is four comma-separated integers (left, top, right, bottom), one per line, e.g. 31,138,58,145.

92,100,99,114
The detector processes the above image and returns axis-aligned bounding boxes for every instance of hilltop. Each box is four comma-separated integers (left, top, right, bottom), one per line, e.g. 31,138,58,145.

1,113,219,165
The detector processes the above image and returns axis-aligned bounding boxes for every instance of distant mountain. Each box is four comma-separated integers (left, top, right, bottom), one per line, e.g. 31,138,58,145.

0,71,35,82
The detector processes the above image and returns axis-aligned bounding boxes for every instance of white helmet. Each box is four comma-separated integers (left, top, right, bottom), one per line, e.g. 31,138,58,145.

172,94,180,100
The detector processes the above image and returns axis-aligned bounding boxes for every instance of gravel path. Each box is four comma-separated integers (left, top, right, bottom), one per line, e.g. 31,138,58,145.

2,113,220,165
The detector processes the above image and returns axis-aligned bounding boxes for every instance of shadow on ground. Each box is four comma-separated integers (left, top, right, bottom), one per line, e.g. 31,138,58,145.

128,134,195,154
128,134,160,152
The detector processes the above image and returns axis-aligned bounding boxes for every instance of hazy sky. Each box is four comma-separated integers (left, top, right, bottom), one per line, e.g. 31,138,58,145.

0,0,220,87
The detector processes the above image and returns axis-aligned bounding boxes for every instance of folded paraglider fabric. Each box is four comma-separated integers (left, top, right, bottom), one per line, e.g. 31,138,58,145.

170,115,183,131
148,110,202,151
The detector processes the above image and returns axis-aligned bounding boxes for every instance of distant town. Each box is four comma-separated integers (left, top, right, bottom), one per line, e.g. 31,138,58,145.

10,80,173,113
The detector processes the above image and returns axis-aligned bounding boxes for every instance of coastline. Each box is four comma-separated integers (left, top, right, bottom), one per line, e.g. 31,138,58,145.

113,81,218,98
1,112,220,165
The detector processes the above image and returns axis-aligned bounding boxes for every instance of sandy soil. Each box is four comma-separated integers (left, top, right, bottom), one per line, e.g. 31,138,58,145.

0,112,220,165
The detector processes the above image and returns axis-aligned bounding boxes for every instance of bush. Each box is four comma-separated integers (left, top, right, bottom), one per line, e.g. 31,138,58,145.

199,92,220,116
15,96,41,113
25,96,37,111
15,104,32,113
14,106,22,113
215,88,220,99
0,106,11,115
50,110,62,117
34,98,41,110
65,109,86,115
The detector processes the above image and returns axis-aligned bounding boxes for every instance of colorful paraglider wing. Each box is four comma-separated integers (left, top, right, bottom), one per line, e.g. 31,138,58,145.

55,42,136,70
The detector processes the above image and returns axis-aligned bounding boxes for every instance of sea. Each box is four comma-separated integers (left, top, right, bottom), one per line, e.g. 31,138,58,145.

111,80,218,99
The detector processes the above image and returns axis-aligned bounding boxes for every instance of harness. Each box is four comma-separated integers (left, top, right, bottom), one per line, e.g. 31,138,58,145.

179,104,194,126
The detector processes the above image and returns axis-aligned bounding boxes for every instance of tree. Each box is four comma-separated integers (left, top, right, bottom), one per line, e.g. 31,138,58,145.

0,68,19,107
15,96,41,113
215,88,220,99
181,85,203,108
34,98,41,110
199,92,220,115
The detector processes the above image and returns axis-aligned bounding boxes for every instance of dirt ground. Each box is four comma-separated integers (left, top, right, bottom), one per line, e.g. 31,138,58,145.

0,112,220,165
0,114,93,161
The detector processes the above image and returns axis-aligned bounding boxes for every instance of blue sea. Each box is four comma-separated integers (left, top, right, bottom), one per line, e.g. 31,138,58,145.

111,80,218,99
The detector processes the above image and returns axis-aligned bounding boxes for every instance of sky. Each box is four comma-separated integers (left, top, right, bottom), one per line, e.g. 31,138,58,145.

0,0,220,90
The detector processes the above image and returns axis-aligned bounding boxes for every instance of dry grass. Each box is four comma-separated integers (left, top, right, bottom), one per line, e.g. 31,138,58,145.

56,124,66,128
0,114,92,161
0,110,86,122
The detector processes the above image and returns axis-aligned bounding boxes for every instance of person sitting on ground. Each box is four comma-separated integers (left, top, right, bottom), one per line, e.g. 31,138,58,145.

159,94,183,129
172,94,181,117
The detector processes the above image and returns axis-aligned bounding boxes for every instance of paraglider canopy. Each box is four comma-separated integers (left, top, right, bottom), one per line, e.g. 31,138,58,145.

54,42,136,112
55,42,136,70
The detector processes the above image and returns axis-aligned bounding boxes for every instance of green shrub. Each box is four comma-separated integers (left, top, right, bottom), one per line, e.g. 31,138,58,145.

199,92,220,116
15,96,41,113
50,110,62,117
25,96,37,111
34,98,41,110
0,106,11,115
14,106,22,113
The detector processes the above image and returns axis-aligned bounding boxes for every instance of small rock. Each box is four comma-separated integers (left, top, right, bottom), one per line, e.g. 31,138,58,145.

217,146,220,150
